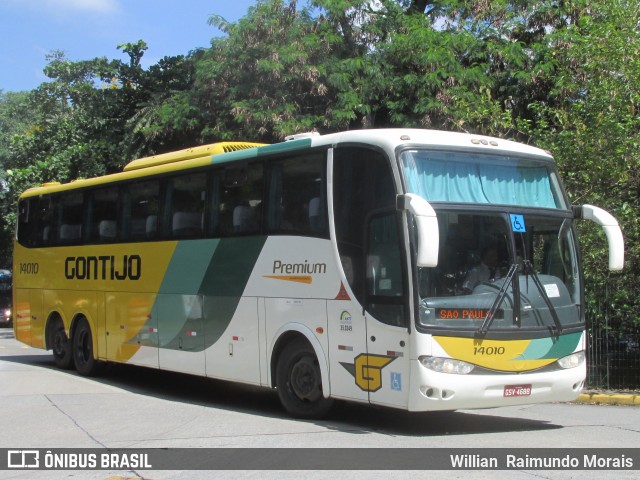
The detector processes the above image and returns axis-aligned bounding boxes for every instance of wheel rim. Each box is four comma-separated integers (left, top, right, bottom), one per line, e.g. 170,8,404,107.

289,355,322,403
77,328,91,365
52,328,67,357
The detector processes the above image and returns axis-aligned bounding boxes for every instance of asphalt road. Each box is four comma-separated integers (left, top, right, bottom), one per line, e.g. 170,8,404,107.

1,327,638,480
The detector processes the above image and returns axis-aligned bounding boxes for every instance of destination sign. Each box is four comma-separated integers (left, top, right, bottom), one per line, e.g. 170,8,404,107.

436,308,503,320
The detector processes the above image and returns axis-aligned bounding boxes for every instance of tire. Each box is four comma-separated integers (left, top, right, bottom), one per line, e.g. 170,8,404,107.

72,319,101,376
50,318,73,370
275,338,334,419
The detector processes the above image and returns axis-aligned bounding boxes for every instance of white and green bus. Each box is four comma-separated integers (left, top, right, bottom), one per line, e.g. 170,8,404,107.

13,129,624,418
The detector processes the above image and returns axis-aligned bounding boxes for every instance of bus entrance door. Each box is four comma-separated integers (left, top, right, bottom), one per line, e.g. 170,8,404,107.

362,211,410,409
364,316,410,409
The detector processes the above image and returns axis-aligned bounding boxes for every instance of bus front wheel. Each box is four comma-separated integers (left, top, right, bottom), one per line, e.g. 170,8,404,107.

275,338,333,419
50,318,73,370
73,319,101,376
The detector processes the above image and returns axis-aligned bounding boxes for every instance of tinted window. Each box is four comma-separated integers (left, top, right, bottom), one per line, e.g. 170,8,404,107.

219,163,263,236
266,153,327,237
333,147,398,311
122,180,160,241
333,148,406,327
165,172,207,238
17,198,39,247
57,192,84,244
88,187,119,243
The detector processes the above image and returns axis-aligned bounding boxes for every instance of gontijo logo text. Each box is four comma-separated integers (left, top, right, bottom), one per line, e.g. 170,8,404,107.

64,255,141,281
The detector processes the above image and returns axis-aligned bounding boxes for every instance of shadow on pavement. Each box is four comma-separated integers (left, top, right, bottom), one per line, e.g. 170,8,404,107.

1,336,561,437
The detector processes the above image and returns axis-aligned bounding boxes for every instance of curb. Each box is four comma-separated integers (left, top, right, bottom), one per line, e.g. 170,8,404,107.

575,392,640,406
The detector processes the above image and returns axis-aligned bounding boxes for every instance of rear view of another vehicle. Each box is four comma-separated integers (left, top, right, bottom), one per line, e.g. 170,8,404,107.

0,270,12,328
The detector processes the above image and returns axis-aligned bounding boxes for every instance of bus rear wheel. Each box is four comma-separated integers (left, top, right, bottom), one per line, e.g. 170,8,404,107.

50,318,73,370
73,319,101,376
275,338,333,419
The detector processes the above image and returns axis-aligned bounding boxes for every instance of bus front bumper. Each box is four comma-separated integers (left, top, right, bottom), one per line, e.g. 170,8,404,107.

407,360,585,411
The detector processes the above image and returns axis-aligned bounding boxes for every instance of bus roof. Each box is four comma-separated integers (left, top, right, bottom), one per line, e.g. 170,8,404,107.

308,129,554,160
123,142,265,172
19,129,553,198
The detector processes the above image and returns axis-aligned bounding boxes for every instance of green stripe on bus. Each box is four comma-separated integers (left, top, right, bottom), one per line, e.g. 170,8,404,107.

146,236,267,351
542,331,582,359
200,236,267,347
255,138,312,156
159,239,220,294
212,148,260,164
211,138,313,165
519,331,582,360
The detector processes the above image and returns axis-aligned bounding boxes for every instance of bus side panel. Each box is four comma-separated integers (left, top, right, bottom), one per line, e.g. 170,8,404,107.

205,297,261,384
157,293,205,376
97,292,107,360
325,299,369,404
105,291,158,367
244,237,338,390
13,244,45,348
264,297,329,381
13,289,41,347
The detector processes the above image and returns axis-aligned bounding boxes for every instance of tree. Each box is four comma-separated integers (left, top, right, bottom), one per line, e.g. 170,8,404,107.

521,0,640,330
125,53,203,156
0,91,33,267
194,0,336,142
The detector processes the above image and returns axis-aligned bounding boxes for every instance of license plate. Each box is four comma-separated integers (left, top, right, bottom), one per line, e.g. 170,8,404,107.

504,384,532,397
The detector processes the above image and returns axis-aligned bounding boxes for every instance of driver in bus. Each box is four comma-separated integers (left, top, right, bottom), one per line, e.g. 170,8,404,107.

462,244,500,293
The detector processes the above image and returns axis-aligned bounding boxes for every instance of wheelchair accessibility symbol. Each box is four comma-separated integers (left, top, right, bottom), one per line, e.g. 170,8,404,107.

510,214,527,233
391,372,402,391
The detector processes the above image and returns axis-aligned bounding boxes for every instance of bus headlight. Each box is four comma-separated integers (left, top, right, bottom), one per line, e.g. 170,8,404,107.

419,356,475,375
557,351,585,369
3,309,9,318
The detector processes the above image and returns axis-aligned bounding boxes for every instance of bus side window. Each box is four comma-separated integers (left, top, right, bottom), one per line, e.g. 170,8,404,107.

40,196,56,246
57,192,84,245
88,187,119,243
165,172,207,239
265,153,328,237
122,180,160,242
219,163,263,236
19,195,56,247
17,198,39,247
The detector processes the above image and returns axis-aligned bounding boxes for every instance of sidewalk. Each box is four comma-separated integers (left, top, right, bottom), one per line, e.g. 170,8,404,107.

575,390,640,406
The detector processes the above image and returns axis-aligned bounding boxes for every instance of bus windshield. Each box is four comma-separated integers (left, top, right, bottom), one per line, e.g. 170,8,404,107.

414,211,581,333
401,149,567,209
401,148,581,334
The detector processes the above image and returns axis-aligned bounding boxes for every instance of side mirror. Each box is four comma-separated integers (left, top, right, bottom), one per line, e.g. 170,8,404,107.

573,205,625,271
397,194,439,267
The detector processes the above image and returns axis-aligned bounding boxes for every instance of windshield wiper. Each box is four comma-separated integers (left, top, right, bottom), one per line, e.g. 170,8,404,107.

522,260,563,335
476,263,518,337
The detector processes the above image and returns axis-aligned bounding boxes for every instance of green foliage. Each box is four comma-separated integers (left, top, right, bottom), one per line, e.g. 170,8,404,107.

519,0,640,330
195,0,336,141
